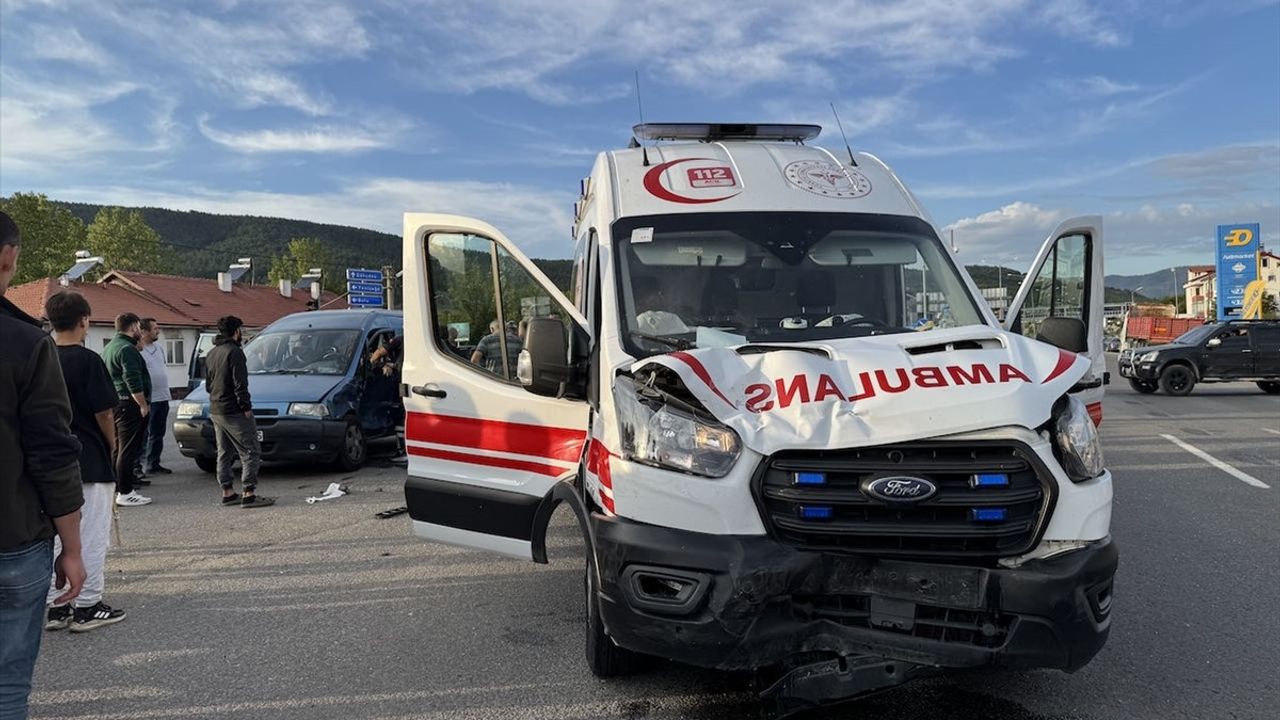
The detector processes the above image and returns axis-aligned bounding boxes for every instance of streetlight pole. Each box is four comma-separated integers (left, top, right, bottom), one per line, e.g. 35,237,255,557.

1131,286,1143,308
1171,268,1179,315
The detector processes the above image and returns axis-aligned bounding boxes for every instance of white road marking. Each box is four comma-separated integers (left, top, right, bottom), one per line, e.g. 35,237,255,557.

1160,434,1271,489
1263,428,1280,437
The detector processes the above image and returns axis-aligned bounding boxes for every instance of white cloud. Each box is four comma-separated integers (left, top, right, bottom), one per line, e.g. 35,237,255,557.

24,25,113,67
942,199,1280,272
1037,0,1128,46
0,70,144,170
197,116,411,153
41,178,576,258
1050,75,1141,98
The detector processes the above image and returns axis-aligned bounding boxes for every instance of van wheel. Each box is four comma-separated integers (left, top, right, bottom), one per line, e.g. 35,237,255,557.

1258,381,1280,394
585,561,639,677
1128,379,1158,394
1159,365,1196,396
334,418,367,471
195,456,217,473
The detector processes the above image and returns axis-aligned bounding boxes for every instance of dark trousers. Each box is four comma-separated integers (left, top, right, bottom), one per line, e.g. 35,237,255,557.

141,400,169,471
113,400,146,495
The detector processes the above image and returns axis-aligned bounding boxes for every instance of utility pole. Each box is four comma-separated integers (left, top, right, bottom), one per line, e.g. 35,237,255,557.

383,265,395,310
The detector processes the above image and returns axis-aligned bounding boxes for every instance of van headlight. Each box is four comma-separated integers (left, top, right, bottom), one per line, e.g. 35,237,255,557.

1052,395,1104,481
614,378,740,478
175,402,205,419
288,402,329,418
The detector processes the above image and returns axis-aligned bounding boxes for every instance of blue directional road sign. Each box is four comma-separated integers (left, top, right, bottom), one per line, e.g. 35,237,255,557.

347,281,383,295
346,268,384,282
348,294,384,307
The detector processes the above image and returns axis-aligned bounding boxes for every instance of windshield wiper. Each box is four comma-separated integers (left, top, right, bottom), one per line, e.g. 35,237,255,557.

629,331,694,351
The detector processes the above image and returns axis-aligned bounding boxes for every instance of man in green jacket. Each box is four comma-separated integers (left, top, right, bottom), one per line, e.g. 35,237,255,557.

102,313,153,507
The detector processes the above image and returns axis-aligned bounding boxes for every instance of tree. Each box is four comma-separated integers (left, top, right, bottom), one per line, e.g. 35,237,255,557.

267,237,337,292
1262,293,1279,320
86,207,172,273
0,193,87,284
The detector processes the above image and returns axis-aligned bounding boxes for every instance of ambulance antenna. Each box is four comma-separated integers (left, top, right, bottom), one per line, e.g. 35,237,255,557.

829,102,858,167
635,70,650,166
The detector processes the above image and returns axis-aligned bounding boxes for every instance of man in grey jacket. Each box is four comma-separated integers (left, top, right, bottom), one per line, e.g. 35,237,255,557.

204,315,274,508
0,210,86,719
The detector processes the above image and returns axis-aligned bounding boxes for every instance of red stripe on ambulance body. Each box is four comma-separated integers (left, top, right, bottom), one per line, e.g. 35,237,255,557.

406,446,567,477
405,412,585,463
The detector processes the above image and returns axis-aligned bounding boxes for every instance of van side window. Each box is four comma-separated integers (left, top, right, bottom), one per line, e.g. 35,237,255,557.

425,233,508,380
425,233,573,384
1016,233,1088,340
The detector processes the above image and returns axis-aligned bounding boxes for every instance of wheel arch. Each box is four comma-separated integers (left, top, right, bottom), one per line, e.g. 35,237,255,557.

530,475,595,565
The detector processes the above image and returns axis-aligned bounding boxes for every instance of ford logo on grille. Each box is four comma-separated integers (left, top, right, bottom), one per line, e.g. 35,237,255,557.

864,476,938,503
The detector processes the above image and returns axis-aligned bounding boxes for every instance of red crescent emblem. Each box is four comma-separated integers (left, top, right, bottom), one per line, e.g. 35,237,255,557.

642,158,741,204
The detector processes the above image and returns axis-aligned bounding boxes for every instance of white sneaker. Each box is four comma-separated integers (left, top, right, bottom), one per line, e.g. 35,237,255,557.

116,491,153,507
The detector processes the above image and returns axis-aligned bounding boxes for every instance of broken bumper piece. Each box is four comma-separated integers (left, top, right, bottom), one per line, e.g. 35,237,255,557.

590,513,1118,678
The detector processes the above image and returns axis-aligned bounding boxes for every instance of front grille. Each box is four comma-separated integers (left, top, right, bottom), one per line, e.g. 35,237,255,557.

792,593,1013,648
755,442,1054,560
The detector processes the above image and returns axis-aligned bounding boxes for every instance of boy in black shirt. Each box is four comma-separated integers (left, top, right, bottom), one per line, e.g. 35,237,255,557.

43,291,128,632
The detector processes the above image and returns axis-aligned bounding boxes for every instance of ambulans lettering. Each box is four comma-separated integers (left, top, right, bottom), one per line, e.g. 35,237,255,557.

742,363,1033,413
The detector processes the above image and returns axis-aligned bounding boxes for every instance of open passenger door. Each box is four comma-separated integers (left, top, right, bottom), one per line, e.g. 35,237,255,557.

1005,216,1106,421
401,214,590,560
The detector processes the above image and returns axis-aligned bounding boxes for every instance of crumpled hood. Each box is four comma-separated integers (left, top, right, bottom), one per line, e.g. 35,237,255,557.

630,326,1087,456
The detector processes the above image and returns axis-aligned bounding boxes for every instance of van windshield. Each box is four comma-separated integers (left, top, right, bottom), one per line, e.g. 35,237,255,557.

244,329,361,375
613,212,985,357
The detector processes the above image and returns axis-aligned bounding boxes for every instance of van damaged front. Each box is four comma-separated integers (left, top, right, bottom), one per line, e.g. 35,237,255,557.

590,334,1116,714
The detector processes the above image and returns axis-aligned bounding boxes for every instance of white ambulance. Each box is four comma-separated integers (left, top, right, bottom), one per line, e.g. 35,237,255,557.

400,123,1116,713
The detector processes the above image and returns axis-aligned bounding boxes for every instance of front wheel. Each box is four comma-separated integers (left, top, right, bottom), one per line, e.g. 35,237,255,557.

1128,378,1158,394
585,561,640,677
1258,381,1280,395
333,418,367,471
1159,365,1196,396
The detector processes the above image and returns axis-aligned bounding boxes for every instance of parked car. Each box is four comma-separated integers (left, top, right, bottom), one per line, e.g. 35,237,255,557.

174,309,403,471
1117,319,1280,395
1104,335,1121,352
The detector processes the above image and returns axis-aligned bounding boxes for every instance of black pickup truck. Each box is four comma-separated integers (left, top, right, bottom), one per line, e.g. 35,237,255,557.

1118,319,1280,395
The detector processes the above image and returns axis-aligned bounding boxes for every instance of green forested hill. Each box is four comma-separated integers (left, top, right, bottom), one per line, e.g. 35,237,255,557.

57,201,400,280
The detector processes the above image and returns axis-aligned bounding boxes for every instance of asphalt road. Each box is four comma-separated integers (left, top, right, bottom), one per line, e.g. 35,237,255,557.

30,362,1279,720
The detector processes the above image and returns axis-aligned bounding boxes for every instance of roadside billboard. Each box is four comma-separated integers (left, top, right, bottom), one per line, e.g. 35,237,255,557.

1215,223,1260,321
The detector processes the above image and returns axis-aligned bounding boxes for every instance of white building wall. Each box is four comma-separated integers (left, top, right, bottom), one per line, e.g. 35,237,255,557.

83,324,203,395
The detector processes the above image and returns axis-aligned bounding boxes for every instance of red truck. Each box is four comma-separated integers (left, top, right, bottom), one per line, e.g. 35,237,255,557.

1124,316,1205,347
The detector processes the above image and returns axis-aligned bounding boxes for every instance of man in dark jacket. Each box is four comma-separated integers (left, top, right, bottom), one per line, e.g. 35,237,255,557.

0,210,86,719
102,312,153,506
205,315,273,508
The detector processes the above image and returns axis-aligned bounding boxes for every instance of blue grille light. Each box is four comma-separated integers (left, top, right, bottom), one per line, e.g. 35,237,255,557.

794,472,827,486
970,508,1008,522
972,473,1010,488
799,506,834,520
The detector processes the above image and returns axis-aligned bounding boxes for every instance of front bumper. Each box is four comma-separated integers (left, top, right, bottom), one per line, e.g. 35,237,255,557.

173,416,347,463
592,513,1117,673
1117,356,1158,380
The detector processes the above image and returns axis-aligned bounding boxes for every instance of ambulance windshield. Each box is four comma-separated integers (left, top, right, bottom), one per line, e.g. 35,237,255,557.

613,212,985,357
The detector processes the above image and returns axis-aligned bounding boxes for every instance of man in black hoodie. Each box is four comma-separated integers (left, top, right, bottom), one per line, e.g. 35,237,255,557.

204,315,273,508
0,210,85,718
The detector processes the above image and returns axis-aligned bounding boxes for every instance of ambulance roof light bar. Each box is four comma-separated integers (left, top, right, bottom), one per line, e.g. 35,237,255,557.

633,123,822,143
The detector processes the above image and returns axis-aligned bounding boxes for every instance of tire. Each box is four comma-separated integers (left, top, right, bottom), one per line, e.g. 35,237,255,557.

585,560,639,677
333,417,367,471
1258,381,1280,395
194,456,217,473
1159,365,1196,396
1128,378,1158,394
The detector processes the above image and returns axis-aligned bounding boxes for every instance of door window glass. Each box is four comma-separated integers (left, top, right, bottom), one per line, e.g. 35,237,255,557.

426,233,504,379
1213,327,1249,349
1017,234,1088,340
426,233,573,383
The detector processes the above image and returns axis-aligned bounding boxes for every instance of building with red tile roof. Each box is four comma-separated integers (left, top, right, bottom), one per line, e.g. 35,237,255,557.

5,271,340,393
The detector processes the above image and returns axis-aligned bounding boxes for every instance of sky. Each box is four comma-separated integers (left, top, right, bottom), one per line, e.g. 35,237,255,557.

1,0,1278,273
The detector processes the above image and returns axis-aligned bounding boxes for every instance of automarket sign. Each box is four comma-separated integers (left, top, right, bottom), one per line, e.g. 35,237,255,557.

1215,223,1260,321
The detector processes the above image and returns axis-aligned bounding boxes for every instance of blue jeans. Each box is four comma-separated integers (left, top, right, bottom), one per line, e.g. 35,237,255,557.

142,400,170,470
0,539,53,720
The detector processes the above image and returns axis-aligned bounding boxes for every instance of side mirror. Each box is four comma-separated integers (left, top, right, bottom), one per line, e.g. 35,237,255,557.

1035,317,1088,354
518,318,583,398
1206,337,1222,348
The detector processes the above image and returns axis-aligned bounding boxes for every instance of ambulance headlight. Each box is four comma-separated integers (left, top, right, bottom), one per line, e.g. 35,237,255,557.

614,379,740,478
1052,395,1104,482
